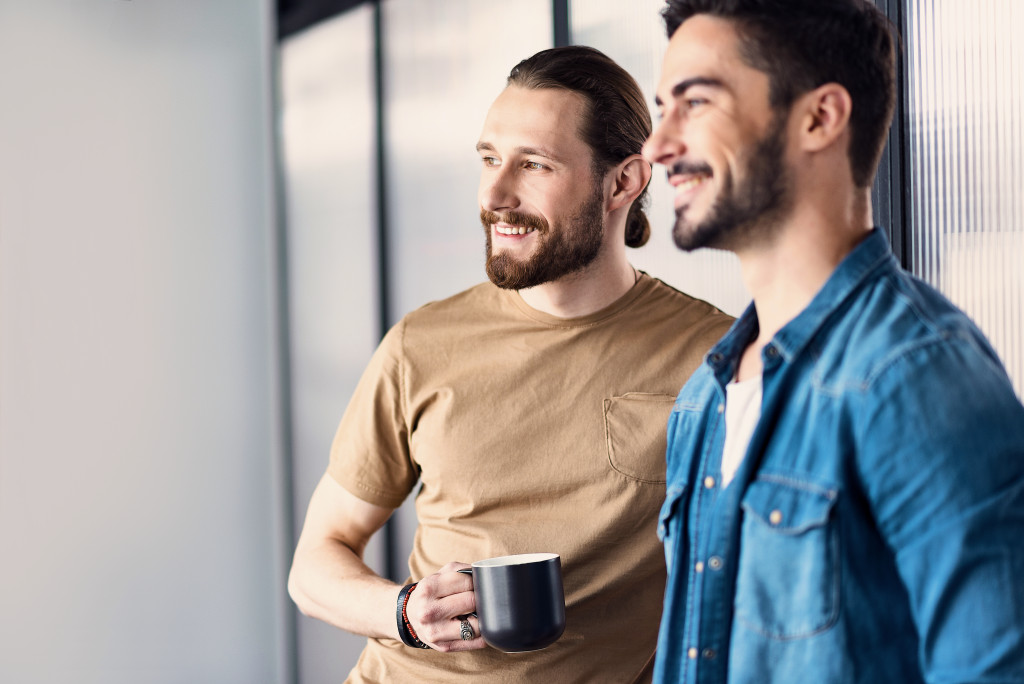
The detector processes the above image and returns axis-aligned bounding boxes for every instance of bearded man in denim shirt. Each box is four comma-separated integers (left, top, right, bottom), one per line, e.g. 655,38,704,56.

641,0,1024,682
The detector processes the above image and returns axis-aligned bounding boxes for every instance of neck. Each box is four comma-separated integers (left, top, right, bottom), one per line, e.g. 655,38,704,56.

517,246,637,318
737,189,873,346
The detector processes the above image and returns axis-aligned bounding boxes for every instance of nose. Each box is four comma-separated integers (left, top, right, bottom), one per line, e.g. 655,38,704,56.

478,164,519,213
642,115,686,169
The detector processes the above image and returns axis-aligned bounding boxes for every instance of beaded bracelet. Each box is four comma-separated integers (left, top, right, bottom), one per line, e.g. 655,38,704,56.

396,583,430,649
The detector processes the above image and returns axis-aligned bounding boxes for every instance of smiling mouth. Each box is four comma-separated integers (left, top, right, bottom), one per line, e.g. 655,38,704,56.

673,172,711,193
494,224,537,236
669,172,712,210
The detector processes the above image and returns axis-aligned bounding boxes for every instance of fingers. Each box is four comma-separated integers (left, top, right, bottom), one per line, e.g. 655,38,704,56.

441,614,485,653
438,560,472,574
414,566,475,614
405,566,485,652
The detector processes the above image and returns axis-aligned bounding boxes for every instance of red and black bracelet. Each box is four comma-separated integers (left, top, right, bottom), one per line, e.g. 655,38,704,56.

396,583,430,649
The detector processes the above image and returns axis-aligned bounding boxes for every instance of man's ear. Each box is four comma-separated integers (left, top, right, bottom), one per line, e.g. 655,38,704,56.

797,83,852,153
608,155,652,211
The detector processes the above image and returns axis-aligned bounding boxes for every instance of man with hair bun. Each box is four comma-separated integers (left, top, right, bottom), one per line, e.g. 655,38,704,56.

289,45,733,683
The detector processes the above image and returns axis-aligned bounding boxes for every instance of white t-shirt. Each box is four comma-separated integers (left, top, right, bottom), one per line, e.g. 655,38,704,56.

721,375,763,487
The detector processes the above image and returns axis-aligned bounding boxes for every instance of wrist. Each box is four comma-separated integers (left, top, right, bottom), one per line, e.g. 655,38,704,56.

395,583,430,649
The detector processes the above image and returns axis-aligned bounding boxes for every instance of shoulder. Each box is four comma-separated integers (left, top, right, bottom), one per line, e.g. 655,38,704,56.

818,268,1024,450
814,267,1004,393
639,274,736,341
643,275,731,316
402,281,500,318
397,281,504,334
881,270,999,374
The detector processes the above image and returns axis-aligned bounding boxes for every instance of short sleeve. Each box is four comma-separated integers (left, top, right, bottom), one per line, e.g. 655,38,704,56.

327,319,419,509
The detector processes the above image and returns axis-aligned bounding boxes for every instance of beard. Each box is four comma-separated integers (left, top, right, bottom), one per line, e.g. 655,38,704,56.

672,113,791,253
481,180,605,290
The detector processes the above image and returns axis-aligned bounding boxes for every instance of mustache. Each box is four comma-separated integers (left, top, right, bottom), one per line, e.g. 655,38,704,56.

668,161,713,178
480,209,548,233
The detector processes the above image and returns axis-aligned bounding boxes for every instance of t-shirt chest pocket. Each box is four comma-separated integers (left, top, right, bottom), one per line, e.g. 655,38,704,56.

603,392,676,484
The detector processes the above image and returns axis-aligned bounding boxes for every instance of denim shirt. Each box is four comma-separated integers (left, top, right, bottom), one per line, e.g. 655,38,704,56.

654,228,1024,684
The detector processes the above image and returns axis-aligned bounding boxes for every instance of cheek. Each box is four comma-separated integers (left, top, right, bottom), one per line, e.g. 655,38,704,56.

519,182,556,219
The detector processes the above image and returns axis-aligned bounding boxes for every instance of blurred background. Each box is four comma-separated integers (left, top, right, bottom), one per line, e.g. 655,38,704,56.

1,0,1020,682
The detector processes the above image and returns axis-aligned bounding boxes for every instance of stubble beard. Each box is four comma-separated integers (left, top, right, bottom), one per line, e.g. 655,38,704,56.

672,113,792,253
482,180,605,290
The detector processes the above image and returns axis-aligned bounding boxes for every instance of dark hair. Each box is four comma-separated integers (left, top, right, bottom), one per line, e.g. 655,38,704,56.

662,0,896,188
507,46,652,247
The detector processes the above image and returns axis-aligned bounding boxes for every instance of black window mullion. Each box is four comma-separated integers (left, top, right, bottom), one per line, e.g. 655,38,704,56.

553,0,570,47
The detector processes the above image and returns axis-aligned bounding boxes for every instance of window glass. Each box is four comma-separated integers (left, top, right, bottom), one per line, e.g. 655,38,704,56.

905,0,1024,396
384,0,552,321
279,7,382,681
571,0,749,316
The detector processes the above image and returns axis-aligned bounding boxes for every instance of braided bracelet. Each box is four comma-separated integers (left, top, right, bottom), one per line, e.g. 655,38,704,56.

396,583,430,649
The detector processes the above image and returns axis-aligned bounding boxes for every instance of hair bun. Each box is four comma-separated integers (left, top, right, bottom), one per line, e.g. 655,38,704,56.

625,204,651,248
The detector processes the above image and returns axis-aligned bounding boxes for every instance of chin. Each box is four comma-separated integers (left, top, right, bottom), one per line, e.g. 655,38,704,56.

672,215,731,253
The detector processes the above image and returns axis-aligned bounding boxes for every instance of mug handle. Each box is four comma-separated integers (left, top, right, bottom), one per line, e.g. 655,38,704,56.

456,568,477,618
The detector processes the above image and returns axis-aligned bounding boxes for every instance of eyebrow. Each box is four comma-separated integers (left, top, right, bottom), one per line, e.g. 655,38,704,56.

654,76,726,107
475,141,565,164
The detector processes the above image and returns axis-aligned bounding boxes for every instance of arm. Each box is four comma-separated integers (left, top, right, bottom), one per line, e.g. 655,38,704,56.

288,474,484,652
858,339,1024,681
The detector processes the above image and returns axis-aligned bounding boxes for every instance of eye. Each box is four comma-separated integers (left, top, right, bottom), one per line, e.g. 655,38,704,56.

685,97,708,109
524,160,547,171
481,156,500,167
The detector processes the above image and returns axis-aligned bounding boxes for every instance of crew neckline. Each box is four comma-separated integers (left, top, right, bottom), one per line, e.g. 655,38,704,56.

504,271,655,328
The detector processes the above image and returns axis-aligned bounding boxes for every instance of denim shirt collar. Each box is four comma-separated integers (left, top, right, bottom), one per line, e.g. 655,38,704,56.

706,228,895,386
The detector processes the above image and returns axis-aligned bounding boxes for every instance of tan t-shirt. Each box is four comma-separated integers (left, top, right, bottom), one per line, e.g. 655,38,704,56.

329,273,733,683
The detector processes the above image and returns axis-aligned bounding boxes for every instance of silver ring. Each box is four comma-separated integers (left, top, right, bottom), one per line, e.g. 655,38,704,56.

459,618,474,641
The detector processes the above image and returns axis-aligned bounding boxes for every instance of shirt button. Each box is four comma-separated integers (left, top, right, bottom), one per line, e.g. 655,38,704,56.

688,647,698,659
765,345,779,358
702,648,717,660
694,561,704,573
704,476,716,489
708,556,723,571
769,509,783,525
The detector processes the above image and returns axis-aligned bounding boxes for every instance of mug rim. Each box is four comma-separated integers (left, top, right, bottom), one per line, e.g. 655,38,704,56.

472,552,559,568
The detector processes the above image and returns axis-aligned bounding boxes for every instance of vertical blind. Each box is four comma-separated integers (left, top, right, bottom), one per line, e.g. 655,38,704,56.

904,0,1024,397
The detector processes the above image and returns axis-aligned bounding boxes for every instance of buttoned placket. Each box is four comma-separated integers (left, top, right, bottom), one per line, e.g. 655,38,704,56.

693,422,751,682
683,341,787,684
680,348,735,684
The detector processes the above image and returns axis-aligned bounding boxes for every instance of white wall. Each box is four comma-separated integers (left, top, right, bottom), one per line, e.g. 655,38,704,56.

0,1,289,682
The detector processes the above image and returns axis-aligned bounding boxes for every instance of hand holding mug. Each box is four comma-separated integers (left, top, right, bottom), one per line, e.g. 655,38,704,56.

403,562,485,652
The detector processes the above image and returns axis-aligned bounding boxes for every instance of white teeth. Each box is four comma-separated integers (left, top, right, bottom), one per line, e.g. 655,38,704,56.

677,175,709,193
496,225,537,236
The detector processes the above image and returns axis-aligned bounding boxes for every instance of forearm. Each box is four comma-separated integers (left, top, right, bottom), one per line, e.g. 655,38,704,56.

288,536,401,640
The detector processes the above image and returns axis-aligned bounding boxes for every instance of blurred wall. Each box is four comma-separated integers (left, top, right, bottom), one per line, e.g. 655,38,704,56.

0,1,290,682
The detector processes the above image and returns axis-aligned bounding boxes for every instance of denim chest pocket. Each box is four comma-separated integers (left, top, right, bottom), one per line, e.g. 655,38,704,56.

603,393,676,483
735,476,839,640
